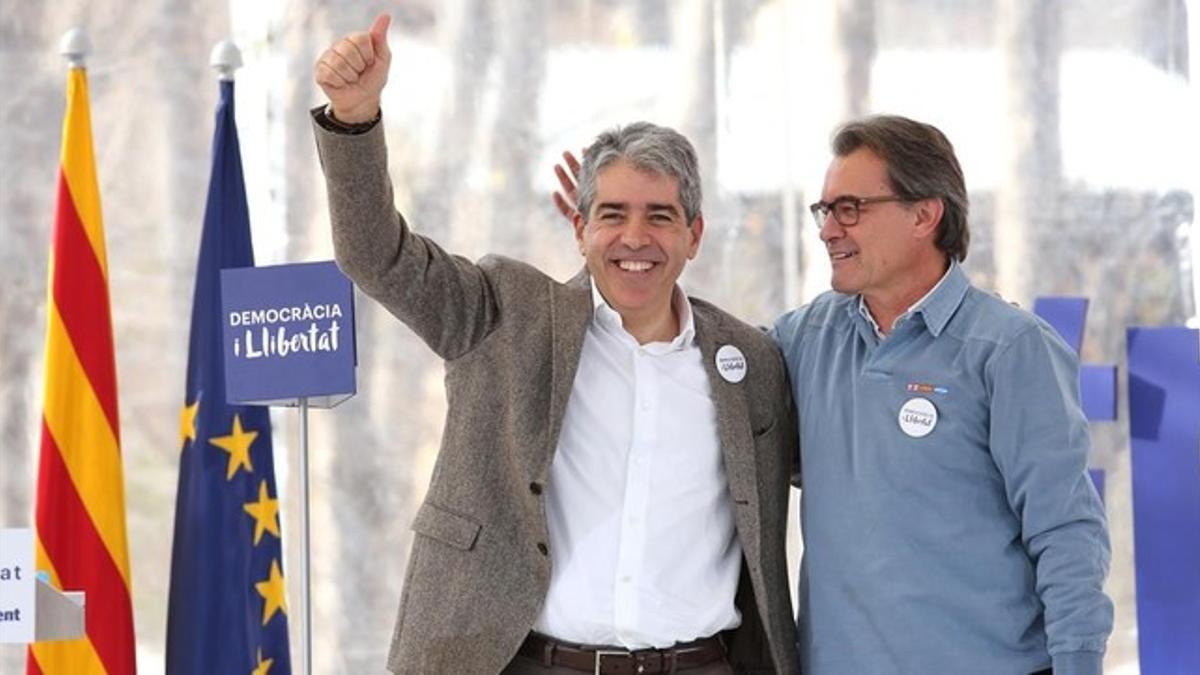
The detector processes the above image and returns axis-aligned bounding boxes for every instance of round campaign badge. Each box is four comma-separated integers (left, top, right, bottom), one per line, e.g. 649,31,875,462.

715,344,747,383
898,397,938,438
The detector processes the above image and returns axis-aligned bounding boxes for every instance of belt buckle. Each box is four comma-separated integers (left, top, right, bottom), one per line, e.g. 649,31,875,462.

593,649,628,675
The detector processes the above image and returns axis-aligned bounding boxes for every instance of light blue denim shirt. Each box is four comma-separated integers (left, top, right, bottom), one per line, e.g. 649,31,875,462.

772,262,1113,675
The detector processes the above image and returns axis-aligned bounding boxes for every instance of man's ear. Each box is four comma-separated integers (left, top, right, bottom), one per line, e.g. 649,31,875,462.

687,215,705,259
573,211,587,255
913,198,944,241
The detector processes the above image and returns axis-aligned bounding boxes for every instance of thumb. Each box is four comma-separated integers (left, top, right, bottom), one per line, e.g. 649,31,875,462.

370,13,392,61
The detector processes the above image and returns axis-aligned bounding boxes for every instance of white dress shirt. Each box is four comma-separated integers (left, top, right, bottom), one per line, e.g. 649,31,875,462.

531,285,742,648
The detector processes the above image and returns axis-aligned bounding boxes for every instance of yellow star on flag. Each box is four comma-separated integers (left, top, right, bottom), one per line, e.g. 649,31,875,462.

209,414,257,480
251,648,273,675
179,399,199,449
243,480,281,545
255,558,288,626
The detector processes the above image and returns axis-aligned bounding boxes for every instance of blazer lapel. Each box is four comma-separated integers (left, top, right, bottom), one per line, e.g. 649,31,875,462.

693,305,761,526
545,269,593,469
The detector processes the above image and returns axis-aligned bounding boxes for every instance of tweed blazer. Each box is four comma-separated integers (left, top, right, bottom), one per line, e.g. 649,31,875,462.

313,115,798,675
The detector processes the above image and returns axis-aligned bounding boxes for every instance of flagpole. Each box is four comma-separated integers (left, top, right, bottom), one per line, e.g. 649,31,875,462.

209,39,312,675
33,25,136,675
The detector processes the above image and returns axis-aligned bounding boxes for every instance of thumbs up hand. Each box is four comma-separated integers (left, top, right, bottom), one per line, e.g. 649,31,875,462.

314,13,392,124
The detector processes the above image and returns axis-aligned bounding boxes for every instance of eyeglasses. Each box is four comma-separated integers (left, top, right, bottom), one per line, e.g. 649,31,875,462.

809,195,915,228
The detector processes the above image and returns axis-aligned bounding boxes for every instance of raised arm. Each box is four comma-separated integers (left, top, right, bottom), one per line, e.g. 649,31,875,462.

312,14,499,361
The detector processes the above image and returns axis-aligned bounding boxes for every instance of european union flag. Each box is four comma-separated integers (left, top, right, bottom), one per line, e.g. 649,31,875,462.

166,77,291,675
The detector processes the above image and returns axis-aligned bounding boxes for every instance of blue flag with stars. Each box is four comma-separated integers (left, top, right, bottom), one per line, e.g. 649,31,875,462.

166,78,291,675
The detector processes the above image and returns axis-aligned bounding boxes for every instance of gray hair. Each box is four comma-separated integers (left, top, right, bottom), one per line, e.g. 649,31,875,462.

576,121,702,225
832,115,970,262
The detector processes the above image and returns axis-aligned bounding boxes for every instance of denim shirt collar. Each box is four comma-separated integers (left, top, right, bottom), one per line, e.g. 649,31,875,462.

916,261,969,338
847,260,969,339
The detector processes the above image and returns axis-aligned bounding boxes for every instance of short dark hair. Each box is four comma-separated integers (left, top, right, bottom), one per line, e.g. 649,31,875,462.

577,121,702,225
831,115,969,261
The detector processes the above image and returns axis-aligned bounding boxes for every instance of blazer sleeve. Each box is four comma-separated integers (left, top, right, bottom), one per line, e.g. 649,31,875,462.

782,363,801,489
312,110,499,361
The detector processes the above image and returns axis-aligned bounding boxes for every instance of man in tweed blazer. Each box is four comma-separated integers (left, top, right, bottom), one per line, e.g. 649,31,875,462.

314,15,797,675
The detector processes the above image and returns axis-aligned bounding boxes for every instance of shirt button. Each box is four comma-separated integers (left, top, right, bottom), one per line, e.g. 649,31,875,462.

621,575,631,583
537,542,549,556
529,481,543,495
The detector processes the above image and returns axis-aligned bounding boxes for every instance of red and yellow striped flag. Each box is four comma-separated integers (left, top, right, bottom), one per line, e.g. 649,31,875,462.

28,66,136,675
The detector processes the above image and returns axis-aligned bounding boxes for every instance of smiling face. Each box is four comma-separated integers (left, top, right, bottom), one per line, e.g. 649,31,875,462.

574,158,703,338
819,147,938,303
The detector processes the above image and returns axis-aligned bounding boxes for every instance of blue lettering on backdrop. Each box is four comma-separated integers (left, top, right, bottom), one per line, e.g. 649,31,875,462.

1087,469,1105,506
1033,297,1116,501
1033,297,1088,353
1032,297,1118,423
1127,327,1200,674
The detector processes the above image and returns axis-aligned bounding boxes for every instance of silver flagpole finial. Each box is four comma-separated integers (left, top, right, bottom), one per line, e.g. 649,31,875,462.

210,39,243,81
59,27,91,68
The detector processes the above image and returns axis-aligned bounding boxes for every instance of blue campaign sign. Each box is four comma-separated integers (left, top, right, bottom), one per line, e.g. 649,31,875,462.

1127,326,1200,673
220,260,356,407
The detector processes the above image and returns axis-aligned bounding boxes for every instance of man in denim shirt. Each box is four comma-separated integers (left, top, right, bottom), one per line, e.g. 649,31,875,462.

772,115,1113,674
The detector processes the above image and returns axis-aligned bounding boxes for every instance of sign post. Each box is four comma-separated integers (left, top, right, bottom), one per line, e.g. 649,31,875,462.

220,260,356,675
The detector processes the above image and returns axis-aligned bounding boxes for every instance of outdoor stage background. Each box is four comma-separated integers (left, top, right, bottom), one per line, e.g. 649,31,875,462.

3,1,1199,672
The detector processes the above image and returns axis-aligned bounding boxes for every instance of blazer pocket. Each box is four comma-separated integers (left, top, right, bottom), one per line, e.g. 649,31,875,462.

412,502,482,551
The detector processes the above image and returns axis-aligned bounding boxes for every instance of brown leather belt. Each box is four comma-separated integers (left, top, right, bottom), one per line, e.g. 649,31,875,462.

517,632,727,674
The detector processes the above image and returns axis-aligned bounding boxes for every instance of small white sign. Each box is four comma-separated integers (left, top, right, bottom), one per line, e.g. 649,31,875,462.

715,345,747,383
898,397,938,438
0,528,35,644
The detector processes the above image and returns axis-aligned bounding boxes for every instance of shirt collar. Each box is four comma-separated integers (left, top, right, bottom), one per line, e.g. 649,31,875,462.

915,261,969,337
853,260,967,339
590,281,696,349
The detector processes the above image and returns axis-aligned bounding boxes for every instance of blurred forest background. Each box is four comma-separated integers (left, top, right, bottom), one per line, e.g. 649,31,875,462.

3,1,1197,672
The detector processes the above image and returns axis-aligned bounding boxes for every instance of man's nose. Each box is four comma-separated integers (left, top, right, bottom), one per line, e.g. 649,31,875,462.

818,211,843,243
619,216,651,247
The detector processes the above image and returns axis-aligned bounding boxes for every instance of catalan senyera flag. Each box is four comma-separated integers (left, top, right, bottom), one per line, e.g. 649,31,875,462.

28,67,136,674
165,77,291,675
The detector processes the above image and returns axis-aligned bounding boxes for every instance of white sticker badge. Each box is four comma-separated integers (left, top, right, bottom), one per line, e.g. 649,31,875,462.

715,345,747,383
898,397,938,438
